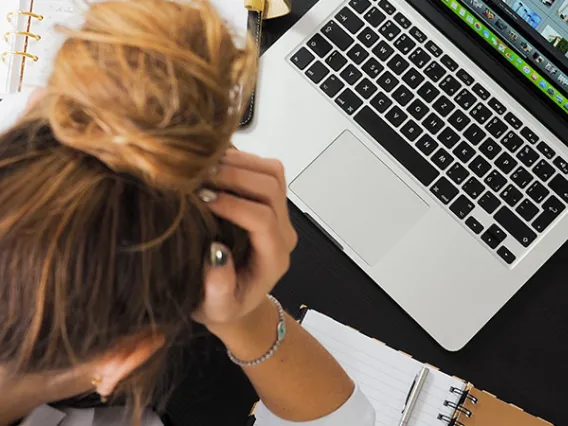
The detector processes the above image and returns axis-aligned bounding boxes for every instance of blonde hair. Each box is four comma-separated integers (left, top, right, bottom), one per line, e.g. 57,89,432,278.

0,0,255,423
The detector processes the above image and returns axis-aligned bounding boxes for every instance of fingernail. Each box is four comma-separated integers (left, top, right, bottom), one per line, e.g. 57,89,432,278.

210,165,220,176
209,243,229,267
198,188,218,203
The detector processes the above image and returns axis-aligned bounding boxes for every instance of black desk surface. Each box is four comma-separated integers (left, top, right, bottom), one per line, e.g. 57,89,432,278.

165,2,568,425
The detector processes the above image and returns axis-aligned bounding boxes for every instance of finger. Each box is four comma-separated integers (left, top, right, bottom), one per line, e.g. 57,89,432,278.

221,150,286,191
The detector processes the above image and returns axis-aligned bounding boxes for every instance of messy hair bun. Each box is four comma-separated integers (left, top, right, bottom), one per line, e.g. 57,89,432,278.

45,0,255,192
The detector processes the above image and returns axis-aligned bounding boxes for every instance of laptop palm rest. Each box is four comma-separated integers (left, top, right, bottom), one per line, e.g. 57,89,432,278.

290,131,429,266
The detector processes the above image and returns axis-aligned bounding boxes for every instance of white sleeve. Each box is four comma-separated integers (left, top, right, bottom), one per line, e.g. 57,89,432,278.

0,91,32,133
260,385,375,426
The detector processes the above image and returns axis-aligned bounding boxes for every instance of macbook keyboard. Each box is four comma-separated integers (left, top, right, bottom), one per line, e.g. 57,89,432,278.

289,0,568,266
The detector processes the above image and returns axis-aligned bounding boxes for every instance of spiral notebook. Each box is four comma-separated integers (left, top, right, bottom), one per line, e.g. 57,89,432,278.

250,308,553,426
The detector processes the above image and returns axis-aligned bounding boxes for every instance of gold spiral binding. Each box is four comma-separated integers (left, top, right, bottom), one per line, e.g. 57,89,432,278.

1,51,39,63
6,11,44,24
4,31,41,42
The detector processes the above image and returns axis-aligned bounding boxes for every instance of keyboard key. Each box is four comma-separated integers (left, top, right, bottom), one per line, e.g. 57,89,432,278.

501,184,523,207
439,75,462,96
520,127,539,144
394,34,416,55
487,224,507,244
335,88,364,115
372,41,395,61
377,71,399,92
417,82,440,103
364,7,386,27
533,195,565,232
320,75,345,98
516,145,539,167
409,47,431,68
409,26,428,43
407,99,429,120
470,103,493,124
533,160,555,182
400,120,423,141
504,112,523,130
432,148,454,170
485,117,508,139
340,64,363,85
495,152,517,174
447,163,470,185
485,170,507,192
500,131,523,153
448,110,471,132
326,50,348,71
494,207,537,247
516,199,539,221
306,61,330,83
510,166,533,189
322,21,355,51
425,40,442,56
416,134,438,155
463,124,486,146
402,68,425,89
497,246,516,264
437,127,460,148
450,195,474,219
424,61,447,82
349,0,372,14
488,98,507,115
453,141,476,163
433,96,455,117
548,174,568,203
357,27,380,47
347,44,370,64
455,89,477,110
378,0,396,14
391,85,414,106
362,57,384,78
440,54,458,72
479,191,501,214
430,177,459,204
354,106,440,186
307,34,333,58
370,92,393,113
481,230,499,249
393,12,412,29
456,69,474,85
527,181,550,203
463,177,485,199
385,105,408,127
387,54,409,75
355,78,378,99
553,157,568,174
423,113,444,134
479,138,502,160
466,216,484,234
291,47,315,70
469,155,491,177
536,142,555,159
472,83,491,100
379,21,401,41
335,7,365,33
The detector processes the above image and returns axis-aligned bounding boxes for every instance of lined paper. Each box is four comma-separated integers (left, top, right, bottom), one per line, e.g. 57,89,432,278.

254,310,465,426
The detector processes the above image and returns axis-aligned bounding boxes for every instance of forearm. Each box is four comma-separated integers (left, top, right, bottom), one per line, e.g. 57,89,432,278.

209,299,354,422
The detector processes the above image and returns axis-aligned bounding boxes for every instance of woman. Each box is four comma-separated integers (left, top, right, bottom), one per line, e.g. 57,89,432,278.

0,1,375,425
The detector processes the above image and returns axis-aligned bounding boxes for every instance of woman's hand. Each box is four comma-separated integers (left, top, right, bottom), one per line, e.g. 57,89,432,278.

192,150,298,336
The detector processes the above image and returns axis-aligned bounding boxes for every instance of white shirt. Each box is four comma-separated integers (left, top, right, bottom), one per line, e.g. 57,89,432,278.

0,92,376,426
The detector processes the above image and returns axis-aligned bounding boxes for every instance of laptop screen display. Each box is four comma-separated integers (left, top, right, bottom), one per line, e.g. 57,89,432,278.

439,0,568,117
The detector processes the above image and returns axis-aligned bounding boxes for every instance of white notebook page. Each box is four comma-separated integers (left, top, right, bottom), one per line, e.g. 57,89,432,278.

254,310,466,426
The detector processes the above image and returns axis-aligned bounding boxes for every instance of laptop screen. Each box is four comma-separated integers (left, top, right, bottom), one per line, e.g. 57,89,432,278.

437,0,568,117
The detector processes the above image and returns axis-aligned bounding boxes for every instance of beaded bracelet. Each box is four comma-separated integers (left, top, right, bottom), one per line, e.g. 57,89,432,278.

227,295,287,367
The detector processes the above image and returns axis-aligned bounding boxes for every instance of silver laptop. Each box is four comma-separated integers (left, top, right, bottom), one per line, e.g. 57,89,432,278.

233,0,568,350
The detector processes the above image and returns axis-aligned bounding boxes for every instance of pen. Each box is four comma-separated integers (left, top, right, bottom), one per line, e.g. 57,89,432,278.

398,366,429,426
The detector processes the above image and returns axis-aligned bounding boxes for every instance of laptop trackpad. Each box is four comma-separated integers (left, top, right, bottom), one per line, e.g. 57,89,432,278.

290,131,429,266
